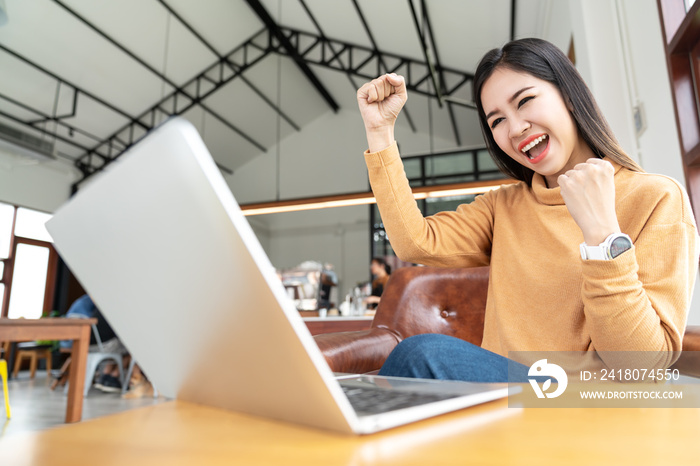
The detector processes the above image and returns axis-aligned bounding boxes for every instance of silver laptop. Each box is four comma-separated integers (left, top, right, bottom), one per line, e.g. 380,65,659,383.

46,118,509,435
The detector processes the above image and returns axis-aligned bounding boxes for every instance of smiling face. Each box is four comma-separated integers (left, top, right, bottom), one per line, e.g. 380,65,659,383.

480,67,595,187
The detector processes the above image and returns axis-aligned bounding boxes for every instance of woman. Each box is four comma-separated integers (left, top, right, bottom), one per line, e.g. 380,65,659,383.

365,257,392,309
356,38,698,382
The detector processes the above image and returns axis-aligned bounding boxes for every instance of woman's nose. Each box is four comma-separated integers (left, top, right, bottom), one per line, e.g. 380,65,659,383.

509,116,530,139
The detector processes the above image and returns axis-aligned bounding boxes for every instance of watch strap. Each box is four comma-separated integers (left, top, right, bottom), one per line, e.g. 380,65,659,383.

580,233,633,261
580,242,609,260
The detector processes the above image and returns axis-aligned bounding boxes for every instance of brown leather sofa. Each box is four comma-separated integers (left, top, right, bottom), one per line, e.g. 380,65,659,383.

314,266,700,377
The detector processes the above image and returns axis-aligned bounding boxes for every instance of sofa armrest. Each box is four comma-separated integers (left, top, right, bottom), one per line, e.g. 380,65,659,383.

670,326,700,378
314,328,401,374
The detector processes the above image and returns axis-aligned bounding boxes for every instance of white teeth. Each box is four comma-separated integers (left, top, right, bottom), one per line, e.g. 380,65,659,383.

521,135,548,154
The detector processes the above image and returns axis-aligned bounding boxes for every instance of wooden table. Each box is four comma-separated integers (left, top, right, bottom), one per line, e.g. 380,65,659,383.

0,318,96,423
2,396,699,465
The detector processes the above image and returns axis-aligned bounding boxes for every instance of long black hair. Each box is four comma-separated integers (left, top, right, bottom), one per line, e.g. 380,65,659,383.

473,38,643,186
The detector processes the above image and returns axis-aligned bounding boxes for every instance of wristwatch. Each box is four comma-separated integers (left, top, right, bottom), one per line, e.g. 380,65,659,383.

579,233,633,260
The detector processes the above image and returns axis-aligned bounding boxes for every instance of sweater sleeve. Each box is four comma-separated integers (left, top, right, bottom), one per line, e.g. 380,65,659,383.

581,179,699,368
365,142,495,267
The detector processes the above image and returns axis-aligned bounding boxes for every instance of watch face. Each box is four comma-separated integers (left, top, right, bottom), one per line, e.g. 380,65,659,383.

610,236,633,258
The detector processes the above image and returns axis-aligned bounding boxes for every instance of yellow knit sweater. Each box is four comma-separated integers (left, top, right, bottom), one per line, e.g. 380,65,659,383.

365,142,698,366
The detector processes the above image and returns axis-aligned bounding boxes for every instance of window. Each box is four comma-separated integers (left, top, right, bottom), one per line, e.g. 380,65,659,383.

370,147,507,264
14,207,53,242
0,203,14,259
658,0,700,227
8,244,51,319
0,202,57,319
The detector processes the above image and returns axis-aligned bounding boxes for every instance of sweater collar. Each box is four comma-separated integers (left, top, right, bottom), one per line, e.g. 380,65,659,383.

530,158,623,206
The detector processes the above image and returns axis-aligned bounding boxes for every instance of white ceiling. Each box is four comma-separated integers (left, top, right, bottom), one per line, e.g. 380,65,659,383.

0,0,556,190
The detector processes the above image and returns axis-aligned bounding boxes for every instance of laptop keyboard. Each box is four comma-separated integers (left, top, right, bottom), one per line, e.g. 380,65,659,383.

341,384,461,416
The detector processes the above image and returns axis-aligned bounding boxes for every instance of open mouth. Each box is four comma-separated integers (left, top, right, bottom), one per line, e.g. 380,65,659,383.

519,134,549,162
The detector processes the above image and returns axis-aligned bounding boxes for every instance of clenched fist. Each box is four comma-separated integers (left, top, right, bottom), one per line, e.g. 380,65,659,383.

558,158,621,245
357,73,408,152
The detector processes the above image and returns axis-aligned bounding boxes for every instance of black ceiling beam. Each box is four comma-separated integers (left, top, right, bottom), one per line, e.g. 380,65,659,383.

422,0,460,145
0,43,145,131
53,0,178,89
157,0,300,132
52,0,263,156
71,29,274,190
408,0,442,106
244,0,339,113
411,0,461,147
511,0,517,41
351,0,417,133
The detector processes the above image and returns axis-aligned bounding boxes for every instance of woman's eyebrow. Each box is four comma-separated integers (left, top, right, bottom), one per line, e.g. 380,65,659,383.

484,86,535,120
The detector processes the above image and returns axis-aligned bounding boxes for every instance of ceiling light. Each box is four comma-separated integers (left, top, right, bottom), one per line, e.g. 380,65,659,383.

240,179,513,216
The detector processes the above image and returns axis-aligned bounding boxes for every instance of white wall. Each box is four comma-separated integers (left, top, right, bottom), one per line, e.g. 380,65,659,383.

619,0,685,179
569,0,639,161
228,88,457,300
261,206,370,300
0,147,78,213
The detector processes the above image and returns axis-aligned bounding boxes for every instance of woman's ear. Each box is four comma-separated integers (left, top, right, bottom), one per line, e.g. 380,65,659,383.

565,96,574,112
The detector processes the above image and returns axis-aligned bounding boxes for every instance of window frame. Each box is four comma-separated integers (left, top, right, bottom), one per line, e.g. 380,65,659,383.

0,204,59,318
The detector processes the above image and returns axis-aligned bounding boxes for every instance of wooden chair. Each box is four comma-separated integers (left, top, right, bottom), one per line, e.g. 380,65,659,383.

12,342,53,380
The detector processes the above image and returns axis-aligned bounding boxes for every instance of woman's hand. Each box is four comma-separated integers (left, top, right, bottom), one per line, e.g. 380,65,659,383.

364,295,381,305
558,158,621,245
357,73,408,152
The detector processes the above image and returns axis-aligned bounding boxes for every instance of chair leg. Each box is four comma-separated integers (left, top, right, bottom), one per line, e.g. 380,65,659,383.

29,352,38,380
121,359,136,395
83,355,102,397
46,350,53,379
11,352,23,378
64,354,98,396
51,357,71,391
1,360,10,419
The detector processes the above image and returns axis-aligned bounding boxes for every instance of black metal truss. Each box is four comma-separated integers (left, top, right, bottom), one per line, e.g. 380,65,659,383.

71,29,274,187
276,26,474,104
156,0,300,132
1,4,477,189
52,0,264,173
69,24,476,184
55,0,257,149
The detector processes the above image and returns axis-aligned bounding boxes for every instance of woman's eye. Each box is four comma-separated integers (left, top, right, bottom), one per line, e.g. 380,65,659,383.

518,96,534,108
490,117,504,129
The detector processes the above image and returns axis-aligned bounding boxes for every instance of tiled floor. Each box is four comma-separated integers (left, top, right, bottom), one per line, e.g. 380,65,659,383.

0,370,164,442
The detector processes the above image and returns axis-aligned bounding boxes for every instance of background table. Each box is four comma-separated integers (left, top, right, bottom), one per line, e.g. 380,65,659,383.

0,318,96,423
2,396,699,465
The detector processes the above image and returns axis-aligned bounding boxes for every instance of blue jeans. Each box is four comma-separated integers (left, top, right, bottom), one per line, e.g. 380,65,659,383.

378,334,530,383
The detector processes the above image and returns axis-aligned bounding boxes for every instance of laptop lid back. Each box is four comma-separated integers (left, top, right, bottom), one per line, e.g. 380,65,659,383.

46,118,358,433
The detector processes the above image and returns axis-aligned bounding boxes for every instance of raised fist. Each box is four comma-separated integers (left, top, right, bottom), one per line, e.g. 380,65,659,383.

357,73,408,135
558,158,621,246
